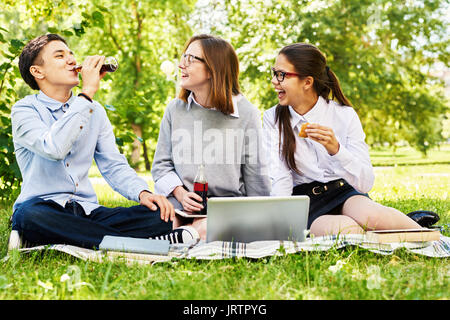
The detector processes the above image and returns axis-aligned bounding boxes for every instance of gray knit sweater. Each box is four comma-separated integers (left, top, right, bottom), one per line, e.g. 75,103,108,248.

151,94,271,209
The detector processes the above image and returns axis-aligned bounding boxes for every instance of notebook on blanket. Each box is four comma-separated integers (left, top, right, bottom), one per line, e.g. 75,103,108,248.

99,236,170,255
206,196,310,243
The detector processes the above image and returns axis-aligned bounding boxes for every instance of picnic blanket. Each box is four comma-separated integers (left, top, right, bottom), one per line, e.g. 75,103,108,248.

7,234,450,265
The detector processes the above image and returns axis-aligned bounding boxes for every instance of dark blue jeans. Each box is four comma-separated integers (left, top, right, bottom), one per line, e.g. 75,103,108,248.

11,197,173,249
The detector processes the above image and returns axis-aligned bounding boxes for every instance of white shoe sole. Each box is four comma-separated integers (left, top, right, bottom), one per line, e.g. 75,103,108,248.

8,230,22,251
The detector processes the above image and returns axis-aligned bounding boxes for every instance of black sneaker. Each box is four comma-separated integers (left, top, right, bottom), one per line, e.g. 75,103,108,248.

152,226,200,244
407,210,440,228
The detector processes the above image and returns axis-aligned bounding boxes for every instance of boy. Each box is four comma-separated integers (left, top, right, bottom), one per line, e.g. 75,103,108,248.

10,34,199,248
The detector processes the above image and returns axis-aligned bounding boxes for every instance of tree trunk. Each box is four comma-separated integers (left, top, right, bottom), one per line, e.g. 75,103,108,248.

129,0,144,170
130,123,142,170
142,139,151,171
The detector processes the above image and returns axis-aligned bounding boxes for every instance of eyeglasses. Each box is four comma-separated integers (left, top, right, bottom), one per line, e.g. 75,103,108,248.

180,53,205,66
271,67,301,82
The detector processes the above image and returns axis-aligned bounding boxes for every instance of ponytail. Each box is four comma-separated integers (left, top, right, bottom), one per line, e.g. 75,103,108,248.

312,65,352,107
324,66,352,107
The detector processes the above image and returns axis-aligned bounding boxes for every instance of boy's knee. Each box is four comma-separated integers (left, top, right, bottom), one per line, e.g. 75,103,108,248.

12,198,48,231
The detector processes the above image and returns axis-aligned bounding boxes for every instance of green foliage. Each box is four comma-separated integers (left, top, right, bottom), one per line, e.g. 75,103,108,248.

221,0,449,155
74,0,196,170
0,0,448,199
0,0,102,200
0,30,22,200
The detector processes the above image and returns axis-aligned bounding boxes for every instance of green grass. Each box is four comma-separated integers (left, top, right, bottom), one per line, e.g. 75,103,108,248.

370,144,450,167
0,150,449,300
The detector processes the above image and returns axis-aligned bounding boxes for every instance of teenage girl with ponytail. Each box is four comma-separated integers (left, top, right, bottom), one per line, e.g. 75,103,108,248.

263,43,422,236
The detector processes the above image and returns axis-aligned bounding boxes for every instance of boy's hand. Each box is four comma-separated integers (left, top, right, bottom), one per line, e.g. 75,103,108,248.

80,55,106,99
139,190,175,222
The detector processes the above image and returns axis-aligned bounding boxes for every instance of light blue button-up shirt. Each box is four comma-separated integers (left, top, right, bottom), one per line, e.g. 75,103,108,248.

11,91,149,214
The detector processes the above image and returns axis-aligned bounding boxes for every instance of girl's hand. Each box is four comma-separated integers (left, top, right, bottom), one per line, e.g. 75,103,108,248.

173,186,204,213
305,123,340,155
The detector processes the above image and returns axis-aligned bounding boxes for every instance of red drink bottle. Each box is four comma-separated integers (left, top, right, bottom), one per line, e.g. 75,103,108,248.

72,63,118,73
193,164,208,215
72,57,118,73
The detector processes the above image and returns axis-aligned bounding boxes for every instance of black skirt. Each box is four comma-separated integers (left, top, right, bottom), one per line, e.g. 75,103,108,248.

292,179,370,229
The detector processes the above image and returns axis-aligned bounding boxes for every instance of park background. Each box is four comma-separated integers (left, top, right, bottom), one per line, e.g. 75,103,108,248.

0,0,449,196
0,0,449,300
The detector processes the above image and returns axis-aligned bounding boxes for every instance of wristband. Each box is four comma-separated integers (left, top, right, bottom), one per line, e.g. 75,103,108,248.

78,93,93,103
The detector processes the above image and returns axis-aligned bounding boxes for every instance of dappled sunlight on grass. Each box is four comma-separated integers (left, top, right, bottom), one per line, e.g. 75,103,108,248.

370,165,449,220
91,174,154,207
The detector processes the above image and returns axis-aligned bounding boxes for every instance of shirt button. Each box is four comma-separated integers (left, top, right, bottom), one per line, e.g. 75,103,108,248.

75,183,79,187
89,109,93,113
80,126,83,129
66,163,69,167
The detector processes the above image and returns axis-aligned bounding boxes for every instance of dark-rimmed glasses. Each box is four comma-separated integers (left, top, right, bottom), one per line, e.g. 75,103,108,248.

272,67,301,82
180,53,205,66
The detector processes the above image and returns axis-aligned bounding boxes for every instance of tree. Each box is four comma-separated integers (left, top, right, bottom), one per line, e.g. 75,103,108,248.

76,0,196,170
219,0,449,154
0,0,448,202
0,0,98,199
0,30,22,200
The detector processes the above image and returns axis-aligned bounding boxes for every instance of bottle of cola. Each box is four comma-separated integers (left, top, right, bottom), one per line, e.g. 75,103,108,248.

193,164,208,215
72,63,117,73
72,56,118,73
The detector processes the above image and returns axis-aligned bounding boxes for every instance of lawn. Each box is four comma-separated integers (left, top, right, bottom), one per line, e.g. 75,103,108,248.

0,148,449,300
370,144,450,167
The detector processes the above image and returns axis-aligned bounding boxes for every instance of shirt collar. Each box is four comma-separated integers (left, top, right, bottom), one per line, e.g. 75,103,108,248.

288,96,326,129
186,92,240,118
37,90,77,111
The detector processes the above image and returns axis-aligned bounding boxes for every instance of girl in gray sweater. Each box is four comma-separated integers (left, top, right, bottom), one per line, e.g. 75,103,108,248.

151,35,271,240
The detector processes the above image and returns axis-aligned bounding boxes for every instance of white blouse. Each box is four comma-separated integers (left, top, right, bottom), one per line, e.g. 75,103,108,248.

263,96,374,196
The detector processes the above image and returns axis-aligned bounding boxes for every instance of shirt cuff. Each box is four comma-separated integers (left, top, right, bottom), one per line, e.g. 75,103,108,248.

269,174,293,196
129,180,151,203
154,171,184,197
69,96,96,120
137,189,153,200
330,144,353,168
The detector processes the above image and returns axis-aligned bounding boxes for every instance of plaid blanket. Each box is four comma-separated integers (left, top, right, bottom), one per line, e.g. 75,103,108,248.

8,234,450,264
174,234,450,259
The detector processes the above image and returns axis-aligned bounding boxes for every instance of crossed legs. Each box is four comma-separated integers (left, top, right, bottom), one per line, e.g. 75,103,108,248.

12,197,173,249
310,195,422,237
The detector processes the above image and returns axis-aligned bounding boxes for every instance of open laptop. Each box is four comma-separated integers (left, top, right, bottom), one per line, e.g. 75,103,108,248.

204,196,310,243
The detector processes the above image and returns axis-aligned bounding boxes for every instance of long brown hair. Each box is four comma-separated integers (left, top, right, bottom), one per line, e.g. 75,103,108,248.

178,34,240,115
275,43,352,174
